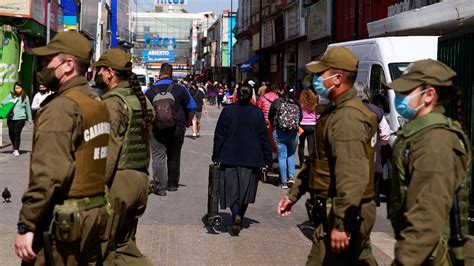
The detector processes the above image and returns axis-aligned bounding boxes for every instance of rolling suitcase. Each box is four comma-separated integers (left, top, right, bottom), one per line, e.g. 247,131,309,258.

207,163,223,226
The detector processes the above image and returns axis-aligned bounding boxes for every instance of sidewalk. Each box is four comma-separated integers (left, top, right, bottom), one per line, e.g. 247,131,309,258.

0,105,427,265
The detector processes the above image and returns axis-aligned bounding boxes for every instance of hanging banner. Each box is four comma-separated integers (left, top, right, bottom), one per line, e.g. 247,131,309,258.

0,29,20,107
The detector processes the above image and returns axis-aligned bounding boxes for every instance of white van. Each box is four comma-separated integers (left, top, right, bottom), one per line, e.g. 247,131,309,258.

328,36,438,144
132,68,150,92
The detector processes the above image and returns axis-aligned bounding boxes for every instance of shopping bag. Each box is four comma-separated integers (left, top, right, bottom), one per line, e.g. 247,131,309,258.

0,100,16,119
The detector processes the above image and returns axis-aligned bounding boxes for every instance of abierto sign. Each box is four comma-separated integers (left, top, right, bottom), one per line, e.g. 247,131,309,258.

141,50,176,63
156,0,188,5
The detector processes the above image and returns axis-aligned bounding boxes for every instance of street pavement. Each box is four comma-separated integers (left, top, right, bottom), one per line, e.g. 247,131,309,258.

0,104,471,265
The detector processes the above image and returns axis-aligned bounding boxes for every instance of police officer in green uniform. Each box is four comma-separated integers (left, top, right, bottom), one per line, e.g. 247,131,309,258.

92,48,154,265
278,47,378,265
387,59,471,265
14,31,111,265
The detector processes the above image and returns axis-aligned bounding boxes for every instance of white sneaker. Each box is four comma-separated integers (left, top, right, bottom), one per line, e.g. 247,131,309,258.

13,150,20,157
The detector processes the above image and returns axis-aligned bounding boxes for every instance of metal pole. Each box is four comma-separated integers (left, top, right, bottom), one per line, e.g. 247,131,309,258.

258,0,262,84
230,0,233,82
47,0,51,42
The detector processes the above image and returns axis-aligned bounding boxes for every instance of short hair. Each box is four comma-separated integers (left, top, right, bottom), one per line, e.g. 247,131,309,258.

58,53,90,75
353,81,372,103
160,63,173,76
329,68,357,85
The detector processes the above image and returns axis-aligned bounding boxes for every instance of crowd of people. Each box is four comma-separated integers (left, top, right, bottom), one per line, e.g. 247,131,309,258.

4,31,470,266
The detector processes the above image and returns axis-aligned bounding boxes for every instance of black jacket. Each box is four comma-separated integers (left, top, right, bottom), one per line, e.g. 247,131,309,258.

212,103,272,167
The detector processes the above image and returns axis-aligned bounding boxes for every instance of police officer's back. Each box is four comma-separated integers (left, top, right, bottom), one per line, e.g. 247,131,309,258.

14,31,111,265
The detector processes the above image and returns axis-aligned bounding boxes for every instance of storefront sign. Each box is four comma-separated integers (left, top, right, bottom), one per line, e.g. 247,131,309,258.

141,50,175,62
306,0,331,41
156,0,187,5
262,20,273,48
388,0,441,17
144,33,177,49
285,5,300,39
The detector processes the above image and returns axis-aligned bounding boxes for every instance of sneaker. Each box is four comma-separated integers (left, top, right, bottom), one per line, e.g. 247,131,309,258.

196,132,200,137
288,177,295,184
232,214,242,235
279,183,288,189
13,150,20,157
192,133,197,139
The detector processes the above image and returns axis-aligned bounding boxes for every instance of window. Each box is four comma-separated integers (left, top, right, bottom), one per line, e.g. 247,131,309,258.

370,64,389,113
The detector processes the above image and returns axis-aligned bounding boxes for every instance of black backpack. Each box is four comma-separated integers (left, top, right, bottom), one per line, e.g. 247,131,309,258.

275,98,300,131
152,82,178,129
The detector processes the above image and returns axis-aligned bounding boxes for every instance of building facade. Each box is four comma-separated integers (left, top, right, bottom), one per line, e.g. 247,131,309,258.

134,8,211,78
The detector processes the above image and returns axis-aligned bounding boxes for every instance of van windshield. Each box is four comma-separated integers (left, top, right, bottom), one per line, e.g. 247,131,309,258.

389,63,410,80
137,75,146,86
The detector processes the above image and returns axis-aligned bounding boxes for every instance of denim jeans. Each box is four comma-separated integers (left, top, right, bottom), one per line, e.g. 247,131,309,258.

273,129,298,183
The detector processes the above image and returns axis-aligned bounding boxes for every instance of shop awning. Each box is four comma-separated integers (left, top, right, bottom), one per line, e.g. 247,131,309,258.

240,54,260,73
368,0,474,37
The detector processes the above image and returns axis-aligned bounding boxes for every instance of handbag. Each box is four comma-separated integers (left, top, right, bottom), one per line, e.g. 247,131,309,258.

0,98,17,119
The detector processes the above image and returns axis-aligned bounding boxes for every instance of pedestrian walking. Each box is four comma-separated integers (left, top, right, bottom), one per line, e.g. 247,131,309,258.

190,81,208,139
268,86,302,188
146,63,196,196
387,59,471,265
31,84,53,113
14,31,111,265
212,81,272,235
298,87,318,167
256,84,279,160
92,48,154,265
217,84,224,108
278,47,378,265
354,81,390,207
1,82,33,157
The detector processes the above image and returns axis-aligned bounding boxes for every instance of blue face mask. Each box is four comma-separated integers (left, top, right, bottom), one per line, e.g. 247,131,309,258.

312,74,338,98
395,90,426,120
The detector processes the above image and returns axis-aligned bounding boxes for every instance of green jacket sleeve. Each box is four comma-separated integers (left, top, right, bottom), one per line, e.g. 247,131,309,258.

287,162,309,202
328,108,370,231
104,96,128,182
18,97,81,231
395,129,464,265
25,96,33,121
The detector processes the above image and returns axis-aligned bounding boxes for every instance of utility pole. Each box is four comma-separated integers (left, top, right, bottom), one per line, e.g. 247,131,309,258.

47,0,51,42
95,0,103,61
258,0,262,84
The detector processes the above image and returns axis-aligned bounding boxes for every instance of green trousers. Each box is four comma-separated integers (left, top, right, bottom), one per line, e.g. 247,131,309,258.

306,200,378,266
105,169,153,266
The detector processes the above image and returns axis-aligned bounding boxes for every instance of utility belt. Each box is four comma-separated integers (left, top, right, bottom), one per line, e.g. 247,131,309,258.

306,196,372,235
51,193,110,243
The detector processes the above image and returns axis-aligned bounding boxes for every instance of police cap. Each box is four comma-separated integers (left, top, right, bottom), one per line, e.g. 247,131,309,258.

306,47,358,74
32,31,92,59
387,59,457,92
92,48,132,71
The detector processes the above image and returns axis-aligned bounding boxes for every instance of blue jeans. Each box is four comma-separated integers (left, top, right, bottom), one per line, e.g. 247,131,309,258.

273,129,298,183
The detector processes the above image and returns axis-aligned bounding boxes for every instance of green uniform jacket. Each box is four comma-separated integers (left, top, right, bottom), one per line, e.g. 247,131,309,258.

18,76,102,232
103,82,129,180
391,107,469,265
288,88,376,231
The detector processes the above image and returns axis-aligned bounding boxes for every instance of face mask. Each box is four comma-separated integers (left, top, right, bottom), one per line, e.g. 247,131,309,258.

94,74,108,90
312,74,338,98
395,90,426,120
36,62,65,90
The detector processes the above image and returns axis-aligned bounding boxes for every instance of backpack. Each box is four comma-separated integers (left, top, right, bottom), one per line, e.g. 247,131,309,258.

275,98,300,131
152,82,178,129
